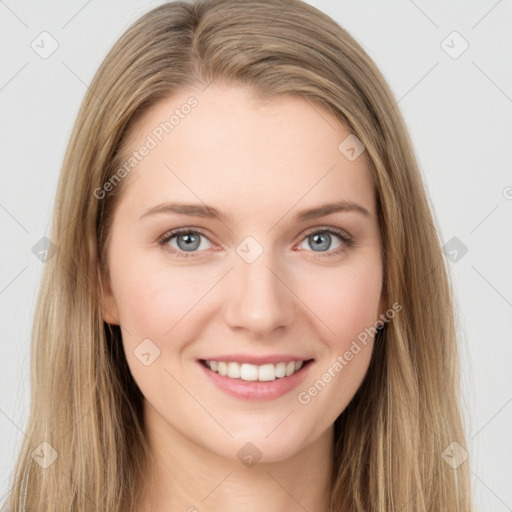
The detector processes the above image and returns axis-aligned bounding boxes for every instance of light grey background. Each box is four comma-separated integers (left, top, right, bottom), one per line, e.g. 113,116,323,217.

1,1,511,509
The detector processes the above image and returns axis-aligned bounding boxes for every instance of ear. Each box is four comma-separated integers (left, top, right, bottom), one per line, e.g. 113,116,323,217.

100,272,120,325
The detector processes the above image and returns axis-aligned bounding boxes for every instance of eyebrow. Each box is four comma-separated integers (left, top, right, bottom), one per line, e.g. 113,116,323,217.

139,200,371,223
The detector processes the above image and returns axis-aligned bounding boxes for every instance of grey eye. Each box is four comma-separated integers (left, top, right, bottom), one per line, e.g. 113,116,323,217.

299,232,342,252
168,232,212,252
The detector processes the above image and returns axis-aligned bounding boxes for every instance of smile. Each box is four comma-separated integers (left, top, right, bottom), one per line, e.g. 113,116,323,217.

203,360,308,381
198,358,314,400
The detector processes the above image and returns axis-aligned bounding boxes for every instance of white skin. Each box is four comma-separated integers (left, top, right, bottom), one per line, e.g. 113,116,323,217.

102,84,387,512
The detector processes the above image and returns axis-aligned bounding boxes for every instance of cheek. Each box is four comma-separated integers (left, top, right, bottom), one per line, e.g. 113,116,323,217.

293,269,380,429
108,251,216,398
292,261,382,408
110,254,212,342
111,241,382,348
297,262,383,346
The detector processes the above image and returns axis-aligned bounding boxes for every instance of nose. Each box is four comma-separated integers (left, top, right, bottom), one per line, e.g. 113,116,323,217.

223,250,296,338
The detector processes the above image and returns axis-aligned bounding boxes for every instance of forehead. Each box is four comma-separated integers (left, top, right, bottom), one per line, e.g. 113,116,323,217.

115,85,376,219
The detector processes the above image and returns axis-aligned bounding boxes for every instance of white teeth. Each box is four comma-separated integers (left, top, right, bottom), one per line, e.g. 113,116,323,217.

240,363,259,381
275,362,286,378
205,359,307,381
285,361,295,377
218,361,228,376
258,363,275,382
227,362,240,379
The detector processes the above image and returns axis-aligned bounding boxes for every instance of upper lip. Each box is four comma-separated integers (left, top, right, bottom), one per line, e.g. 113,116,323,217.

199,354,314,365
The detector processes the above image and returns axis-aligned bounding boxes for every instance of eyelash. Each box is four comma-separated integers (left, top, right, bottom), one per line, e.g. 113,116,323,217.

157,226,353,259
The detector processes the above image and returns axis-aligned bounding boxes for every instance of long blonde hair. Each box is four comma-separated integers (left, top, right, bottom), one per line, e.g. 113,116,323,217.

4,1,473,510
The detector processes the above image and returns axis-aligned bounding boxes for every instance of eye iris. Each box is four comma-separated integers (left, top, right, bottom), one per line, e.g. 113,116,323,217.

176,232,201,251
168,230,340,254
309,233,331,252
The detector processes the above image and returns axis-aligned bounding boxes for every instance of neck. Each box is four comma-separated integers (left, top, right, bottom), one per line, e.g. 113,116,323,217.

133,400,335,512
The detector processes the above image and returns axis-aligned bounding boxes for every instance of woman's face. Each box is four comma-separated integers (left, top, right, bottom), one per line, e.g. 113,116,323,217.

102,84,386,462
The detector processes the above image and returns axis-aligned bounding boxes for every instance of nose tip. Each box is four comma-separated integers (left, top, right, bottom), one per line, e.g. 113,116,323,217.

222,256,295,337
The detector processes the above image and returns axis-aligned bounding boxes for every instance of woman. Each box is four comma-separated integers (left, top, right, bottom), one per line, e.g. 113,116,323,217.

5,0,473,510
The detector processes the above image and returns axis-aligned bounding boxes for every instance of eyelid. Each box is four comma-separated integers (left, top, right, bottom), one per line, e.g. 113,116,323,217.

157,226,212,245
158,226,218,258
300,225,352,242
158,225,353,258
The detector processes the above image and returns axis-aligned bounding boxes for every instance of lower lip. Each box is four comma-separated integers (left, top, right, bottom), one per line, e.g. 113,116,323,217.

197,360,314,400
